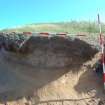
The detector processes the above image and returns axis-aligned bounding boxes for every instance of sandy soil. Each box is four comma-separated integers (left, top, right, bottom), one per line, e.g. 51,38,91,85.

0,36,104,105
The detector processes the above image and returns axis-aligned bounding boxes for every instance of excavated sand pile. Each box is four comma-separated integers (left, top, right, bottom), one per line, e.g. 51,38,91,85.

0,35,103,105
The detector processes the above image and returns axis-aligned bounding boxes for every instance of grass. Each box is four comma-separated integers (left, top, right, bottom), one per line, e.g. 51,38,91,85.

0,21,105,34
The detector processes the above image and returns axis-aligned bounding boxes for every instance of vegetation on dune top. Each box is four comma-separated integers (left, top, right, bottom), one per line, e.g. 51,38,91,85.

1,21,105,33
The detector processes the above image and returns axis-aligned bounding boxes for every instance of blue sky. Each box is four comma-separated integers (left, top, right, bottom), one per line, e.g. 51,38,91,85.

0,0,105,29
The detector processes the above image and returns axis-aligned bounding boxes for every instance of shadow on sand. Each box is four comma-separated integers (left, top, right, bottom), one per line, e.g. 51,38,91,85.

74,64,105,104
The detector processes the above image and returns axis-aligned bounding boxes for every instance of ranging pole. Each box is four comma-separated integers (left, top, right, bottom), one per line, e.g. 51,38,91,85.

98,14,102,45
98,14,105,89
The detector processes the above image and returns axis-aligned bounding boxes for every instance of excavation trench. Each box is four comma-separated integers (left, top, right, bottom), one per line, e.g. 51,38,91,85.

0,36,98,103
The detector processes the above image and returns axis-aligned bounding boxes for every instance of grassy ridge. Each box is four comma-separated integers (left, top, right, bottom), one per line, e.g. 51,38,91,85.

1,21,105,33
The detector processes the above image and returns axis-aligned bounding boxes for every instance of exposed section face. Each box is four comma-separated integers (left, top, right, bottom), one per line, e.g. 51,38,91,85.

1,35,98,70
0,34,98,102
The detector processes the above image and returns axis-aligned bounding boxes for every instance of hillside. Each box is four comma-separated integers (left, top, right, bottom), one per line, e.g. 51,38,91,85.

1,21,105,33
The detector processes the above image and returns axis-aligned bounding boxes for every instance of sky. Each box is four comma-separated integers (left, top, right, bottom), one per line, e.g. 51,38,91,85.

0,0,105,29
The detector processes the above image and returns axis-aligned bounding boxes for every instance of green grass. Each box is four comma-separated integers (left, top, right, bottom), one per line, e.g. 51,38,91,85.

1,21,105,34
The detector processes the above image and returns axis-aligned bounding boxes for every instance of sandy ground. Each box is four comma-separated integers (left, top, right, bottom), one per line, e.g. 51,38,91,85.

0,36,104,105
